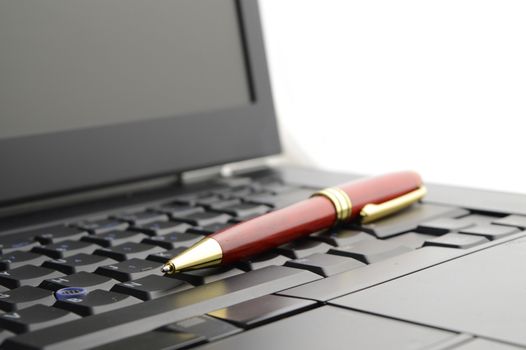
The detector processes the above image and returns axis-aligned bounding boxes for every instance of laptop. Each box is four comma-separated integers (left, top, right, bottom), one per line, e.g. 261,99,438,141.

1,0,526,349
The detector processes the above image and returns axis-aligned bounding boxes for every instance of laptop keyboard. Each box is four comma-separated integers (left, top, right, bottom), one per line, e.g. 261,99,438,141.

0,175,524,349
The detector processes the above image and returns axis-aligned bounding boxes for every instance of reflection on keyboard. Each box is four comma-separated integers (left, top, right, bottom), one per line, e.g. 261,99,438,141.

0,175,523,349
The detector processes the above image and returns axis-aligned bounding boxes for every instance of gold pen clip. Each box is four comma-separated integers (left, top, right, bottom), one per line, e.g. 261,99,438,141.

360,186,427,224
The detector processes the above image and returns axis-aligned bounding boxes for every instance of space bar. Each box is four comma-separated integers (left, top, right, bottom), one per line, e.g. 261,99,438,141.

4,266,320,350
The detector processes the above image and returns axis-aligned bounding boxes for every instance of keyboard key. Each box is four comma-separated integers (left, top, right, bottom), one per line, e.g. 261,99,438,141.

153,204,204,218
349,204,469,238
493,215,526,229
111,211,168,226
328,240,412,264
130,221,192,236
81,230,147,247
146,247,187,263
417,217,475,234
94,242,164,261
54,290,140,316
142,232,202,249
245,188,312,209
33,226,87,244
173,212,232,227
208,294,316,329
0,304,80,334
386,232,436,249
73,219,129,234
40,272,116,292
206,198,242,210
174,266,244,286
285,253,365,277
32,240,97,259
215,202,270,219
423,233,489,249
0,286,54,312
261,183,300,194
42,253,117,274
3,266,320,350
459,224,519,240
0,251,48,271
311,229,374,247
95,258,162,282
89,330,205,350
111,275,191,300
276,239,332,259
215,186,254,199
0,234,40,255
163,315,241,342
187,222,235,235
0,266,65,289
236,252,290,271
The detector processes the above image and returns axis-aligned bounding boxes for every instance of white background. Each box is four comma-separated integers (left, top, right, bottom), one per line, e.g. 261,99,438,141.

259,0,526,194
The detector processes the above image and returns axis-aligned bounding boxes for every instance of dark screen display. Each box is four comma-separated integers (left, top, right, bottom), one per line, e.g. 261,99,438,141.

0,0,250,139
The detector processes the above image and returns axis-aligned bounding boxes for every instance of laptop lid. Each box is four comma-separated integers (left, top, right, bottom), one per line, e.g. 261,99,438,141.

0,0,280,205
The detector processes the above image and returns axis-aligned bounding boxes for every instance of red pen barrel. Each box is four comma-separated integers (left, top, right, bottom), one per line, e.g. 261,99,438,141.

209,171,423,265
210,196,336,264
340,171,423,218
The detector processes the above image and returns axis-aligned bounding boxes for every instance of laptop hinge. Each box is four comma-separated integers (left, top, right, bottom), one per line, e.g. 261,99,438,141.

180,155,285,184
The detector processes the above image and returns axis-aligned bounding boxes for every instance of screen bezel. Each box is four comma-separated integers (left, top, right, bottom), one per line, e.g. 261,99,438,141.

0,0,281,205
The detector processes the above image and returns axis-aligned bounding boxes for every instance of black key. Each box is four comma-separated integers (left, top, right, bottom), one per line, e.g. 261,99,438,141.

214,202,270,219
42,253,117,274
95,258,162,282
188,222,235,235
0,330,15,344
0,286,54,312
0,266,65,289
236,251,290,271
174,266,244,286
73,219,128,235
0,251,48,271
0,234,40,255
208,294,316,329
163,315,241,342
328,240,412,264
142,232,202,249
261,183,299,194
89,330,205,350
245,188,312,209
81,230,148,247
111,275,191,300
493,214,526,229
171,192,212,206
386,232,435,249
32,240,97,259
285,253,365,277
153,204,204,218
417,217,475,234
130,221,192,236
459,224,519,240
215,186,254,199
349,203,469,238
40,272,116,292
33,226,88,244
54,290,140,316
423,233,489,249
147,247,187,264
195,195,224,207
173,211,232,227
207,198,242,210
276,239,332,259
111,211,168,226
0,304,80,334
94,242,164,261
3,266,320,350
311,229,375,247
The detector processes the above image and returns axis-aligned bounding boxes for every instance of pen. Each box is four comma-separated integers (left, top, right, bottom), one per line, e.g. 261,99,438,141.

161,171,426,274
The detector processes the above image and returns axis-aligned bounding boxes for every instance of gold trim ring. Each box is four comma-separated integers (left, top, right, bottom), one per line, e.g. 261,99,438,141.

312,187,352,225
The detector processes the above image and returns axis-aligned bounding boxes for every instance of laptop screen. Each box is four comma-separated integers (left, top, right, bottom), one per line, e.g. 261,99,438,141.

0,0,250,139
0,0,280,205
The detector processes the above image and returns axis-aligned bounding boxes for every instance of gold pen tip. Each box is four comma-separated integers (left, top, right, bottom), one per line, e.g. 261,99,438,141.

161,264,173,274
